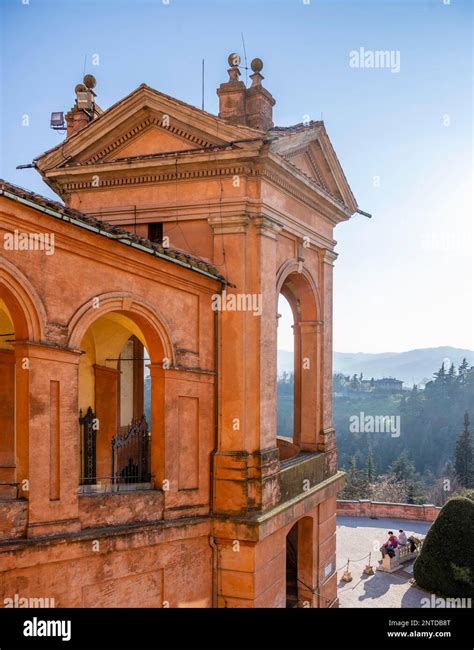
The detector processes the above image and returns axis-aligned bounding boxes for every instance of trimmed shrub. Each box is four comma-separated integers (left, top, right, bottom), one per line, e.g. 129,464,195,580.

413,497,474,598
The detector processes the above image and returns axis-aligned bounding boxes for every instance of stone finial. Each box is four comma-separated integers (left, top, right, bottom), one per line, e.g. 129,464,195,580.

250,58,264,86
227,53,242,82
217,53,275,131
66,75,97,137
217,53,247,125
245,57,275,131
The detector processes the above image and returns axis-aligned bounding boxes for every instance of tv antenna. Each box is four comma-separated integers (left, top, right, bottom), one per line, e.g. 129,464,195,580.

201,58,205,111
241,32,248,84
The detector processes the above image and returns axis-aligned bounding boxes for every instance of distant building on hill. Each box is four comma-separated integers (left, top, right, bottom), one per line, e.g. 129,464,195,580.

374,378,404,392
334,375,404,396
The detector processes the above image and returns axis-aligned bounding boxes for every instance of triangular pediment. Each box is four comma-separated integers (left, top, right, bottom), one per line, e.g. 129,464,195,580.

105,126,195,161
35,84,263,172
270,123,357,212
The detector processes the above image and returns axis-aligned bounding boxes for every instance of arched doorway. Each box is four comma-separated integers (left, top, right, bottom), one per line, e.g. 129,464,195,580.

286,517,315,608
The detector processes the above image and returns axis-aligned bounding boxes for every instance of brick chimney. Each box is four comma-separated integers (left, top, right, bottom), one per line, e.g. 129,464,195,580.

217,54,275,131
65,76,97,137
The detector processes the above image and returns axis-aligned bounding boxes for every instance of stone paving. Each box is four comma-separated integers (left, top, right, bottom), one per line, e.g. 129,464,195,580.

336,516,432,608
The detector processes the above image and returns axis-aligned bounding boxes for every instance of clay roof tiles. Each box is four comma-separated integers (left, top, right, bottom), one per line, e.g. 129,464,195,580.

0,178,228,284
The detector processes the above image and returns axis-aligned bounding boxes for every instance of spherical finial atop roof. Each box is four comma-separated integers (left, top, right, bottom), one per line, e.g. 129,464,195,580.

228,53,241,67
251,58,263,73
83,74,97,90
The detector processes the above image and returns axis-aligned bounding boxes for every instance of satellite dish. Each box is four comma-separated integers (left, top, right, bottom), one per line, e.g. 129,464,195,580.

75,83,87,94
83,74,97,90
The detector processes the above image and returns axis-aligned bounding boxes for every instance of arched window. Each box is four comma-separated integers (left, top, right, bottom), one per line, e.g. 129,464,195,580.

277,294,295,440
78,313,155,490
276,266,321,458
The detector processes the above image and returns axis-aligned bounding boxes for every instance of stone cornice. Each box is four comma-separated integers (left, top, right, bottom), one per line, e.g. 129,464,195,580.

43,142,351,227
58,164,254,193
264,154,351,223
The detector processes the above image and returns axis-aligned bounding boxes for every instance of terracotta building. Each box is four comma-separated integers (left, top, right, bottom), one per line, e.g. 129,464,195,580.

0,54,358,608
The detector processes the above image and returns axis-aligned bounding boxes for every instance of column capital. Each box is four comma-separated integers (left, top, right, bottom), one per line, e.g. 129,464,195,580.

12,341,82,365
322,249,338,266
208,215,250,235
253,216,283,240
297,320,324,332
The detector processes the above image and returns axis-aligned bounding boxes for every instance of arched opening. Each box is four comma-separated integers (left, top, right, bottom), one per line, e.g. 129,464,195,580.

0,274,44,498
276,266,321,459
286,517,315,608
277,294,295,448
0,299,16,497
78,312,157,491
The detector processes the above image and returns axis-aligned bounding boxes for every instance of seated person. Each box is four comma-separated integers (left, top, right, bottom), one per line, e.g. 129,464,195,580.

407,534,421,553
398,529,407,545
380,531,398,558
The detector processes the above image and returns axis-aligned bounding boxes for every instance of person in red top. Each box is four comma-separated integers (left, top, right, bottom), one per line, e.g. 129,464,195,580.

380,531,398,558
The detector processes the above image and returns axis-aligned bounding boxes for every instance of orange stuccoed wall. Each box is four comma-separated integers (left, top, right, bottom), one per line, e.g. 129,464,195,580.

0,57,357,608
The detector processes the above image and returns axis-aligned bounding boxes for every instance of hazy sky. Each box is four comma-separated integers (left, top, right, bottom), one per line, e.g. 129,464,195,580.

1,0,472,353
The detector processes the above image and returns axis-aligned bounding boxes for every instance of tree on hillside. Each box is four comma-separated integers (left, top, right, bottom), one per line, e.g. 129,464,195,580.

458,357,469,378
340,456,369,499
350,374,360,390
433,362,447,384
366,448,375,483
388,451,416,482
454,411,474,489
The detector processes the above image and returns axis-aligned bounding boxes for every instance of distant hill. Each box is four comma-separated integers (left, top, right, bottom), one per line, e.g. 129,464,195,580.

278,347,474,387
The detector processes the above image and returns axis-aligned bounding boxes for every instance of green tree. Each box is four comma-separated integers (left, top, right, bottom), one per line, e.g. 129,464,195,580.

388,451,416,482
414,497,474,598
434,362,447,384
458,357,469,377
366,448,375,483
454,411,474,488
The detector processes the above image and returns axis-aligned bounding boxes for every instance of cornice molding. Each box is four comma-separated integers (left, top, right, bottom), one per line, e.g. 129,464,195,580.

61,165,253,192
261,166,348,224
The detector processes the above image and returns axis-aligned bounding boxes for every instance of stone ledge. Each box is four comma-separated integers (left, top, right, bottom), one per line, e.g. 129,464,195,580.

78,489,164,529
280,451,328,504
337,499,441,522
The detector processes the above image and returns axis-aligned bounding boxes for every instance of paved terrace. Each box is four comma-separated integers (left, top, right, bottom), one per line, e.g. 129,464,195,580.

336,516,432,608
